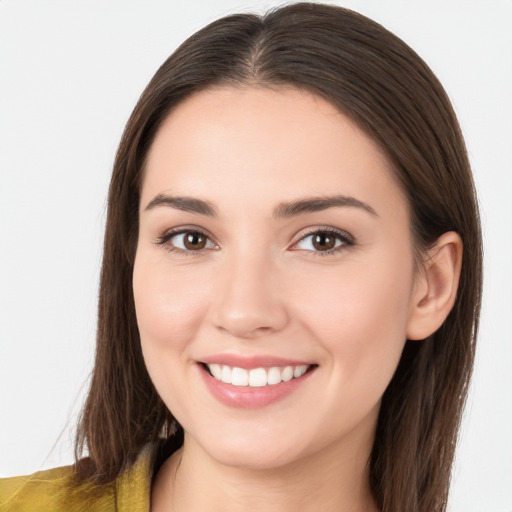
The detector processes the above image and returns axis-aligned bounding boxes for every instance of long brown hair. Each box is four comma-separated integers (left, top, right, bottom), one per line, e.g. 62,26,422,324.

75,3,482,510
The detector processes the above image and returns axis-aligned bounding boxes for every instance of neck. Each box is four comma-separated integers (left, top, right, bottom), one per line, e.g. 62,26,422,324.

152,426,379,512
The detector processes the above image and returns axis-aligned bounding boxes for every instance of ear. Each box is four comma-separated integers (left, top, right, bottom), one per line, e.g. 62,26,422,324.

406,232,463,340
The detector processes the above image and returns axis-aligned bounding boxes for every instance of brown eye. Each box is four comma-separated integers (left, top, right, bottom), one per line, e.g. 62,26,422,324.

293,229,353,254
164,230,216,252
312,233,336,251
183,232,207,250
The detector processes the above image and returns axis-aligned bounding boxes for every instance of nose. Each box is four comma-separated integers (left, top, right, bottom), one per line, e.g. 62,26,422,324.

210,250,289,339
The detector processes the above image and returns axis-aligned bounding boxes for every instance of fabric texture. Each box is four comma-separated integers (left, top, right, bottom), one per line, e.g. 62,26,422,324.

0,446,154,512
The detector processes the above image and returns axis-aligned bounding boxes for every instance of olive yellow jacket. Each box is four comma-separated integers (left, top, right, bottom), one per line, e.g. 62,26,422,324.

0,446,153,512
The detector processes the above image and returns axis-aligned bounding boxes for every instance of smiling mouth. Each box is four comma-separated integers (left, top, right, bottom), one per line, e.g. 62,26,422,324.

202,363,316,388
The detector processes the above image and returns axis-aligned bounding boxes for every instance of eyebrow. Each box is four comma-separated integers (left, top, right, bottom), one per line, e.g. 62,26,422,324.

144,193,377,218
273,195,378,218
145,194,219,216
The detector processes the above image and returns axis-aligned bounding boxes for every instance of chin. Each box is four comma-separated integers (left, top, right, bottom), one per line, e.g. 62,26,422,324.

186,424,308,471
209,442,302,471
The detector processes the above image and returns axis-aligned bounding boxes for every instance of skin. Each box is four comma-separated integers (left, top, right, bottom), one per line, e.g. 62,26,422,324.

133,86,462,512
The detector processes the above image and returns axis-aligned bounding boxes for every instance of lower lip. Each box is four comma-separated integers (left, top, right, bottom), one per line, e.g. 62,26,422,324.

198,364,315,409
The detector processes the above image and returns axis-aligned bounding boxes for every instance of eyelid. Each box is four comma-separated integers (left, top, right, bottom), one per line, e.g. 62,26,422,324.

154,224,355,256
289,226,355,254
154,225,219,253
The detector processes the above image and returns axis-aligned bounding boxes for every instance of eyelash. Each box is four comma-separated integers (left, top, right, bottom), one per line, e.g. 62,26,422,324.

155,227,217,257
154,226,355,257
293,227,355,256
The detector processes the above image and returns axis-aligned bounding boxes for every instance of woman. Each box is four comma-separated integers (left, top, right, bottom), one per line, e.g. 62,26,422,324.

0,3,482,511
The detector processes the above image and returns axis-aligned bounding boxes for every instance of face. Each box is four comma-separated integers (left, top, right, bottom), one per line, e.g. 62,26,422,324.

133,86,419,470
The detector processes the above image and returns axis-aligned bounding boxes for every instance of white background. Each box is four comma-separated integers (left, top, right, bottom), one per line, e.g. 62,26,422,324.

0,1,511,510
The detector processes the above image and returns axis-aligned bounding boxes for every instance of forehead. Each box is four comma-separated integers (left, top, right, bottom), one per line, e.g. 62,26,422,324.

142,86,407,219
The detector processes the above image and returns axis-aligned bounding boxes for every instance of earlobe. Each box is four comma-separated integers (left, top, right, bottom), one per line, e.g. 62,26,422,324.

406,232,463,341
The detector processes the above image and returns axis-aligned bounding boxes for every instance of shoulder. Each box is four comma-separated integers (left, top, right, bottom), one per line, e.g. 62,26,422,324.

0,465,120,512
0,446,154,512
0,464,115,512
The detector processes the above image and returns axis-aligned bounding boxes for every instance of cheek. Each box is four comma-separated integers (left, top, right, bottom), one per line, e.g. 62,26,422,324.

132,252,217,419
291,256,414,386
132,253,212,355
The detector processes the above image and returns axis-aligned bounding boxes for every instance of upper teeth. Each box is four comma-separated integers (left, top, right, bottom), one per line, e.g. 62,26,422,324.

206,364,310,387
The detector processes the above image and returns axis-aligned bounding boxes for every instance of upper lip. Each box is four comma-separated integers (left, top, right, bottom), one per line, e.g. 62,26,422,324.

200,354,314,370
